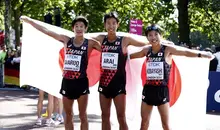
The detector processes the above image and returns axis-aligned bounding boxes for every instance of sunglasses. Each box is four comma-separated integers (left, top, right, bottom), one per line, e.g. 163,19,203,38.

146,26,159,32
145,25,162,36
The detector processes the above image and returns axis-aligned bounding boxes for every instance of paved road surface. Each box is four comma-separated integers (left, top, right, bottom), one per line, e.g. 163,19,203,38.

0,89,220,130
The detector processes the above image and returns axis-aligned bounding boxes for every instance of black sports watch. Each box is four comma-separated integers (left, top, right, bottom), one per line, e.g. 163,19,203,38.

198,53,201,57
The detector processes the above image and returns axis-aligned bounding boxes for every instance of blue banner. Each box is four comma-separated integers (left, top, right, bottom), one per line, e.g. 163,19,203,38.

207,71,220,113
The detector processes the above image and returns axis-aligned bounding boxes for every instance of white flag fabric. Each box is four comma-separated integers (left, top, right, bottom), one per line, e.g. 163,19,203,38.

21,20,210,130
126,48,210,130
21,21,66,98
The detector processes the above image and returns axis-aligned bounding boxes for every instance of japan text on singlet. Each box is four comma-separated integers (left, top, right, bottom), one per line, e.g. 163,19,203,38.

63,38,88,79
146,45,171,86
100,36,127,87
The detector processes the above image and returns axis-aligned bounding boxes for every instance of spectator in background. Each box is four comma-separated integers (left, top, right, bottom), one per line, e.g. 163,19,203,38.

215,46,220,53
204,47,218,71
211,45,216,53
5,48,16,64
0,44,7,87
36,90,56,126
191,44,200,50
11,49,20,65
11,56,20,64
179,42,189,48
0,30,4,47
214,46,220,72
53,97,64,125
0,45,7,63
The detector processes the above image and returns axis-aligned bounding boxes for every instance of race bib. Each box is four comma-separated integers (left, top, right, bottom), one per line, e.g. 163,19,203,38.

101,52,118,70
147,62,164,80
63,54,82,71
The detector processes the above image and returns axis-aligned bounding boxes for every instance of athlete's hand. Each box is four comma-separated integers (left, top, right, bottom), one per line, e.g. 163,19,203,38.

201,51,214,59
20,16,32,23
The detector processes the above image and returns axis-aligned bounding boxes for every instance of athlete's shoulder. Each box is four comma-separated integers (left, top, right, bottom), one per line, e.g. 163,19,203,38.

121,35,131,44
143,45,152,50
87,37,100,44
65,37,73,44
60,34,71,43
95,35,105,42
161,42,184,53
97,34,105,38
121,34,129,39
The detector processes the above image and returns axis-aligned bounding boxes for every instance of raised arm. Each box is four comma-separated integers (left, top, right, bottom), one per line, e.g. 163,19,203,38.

20,16,70,45
124,36,149,47
161,39,175,45
167,45,213,59
129,47,150,59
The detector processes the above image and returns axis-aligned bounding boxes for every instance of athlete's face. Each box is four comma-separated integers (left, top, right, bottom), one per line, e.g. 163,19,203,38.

72,21,87,37
147,31,161,45
104,18,119,35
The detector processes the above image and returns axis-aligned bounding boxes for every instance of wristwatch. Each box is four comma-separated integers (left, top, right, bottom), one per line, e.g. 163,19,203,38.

198,53,201,57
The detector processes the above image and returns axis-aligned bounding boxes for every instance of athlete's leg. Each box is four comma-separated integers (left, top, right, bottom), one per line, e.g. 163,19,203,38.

113,94,128,130
77,94,89,130
140,102,153,130
63,96,74,130
100,93,112,130
157,103,170,130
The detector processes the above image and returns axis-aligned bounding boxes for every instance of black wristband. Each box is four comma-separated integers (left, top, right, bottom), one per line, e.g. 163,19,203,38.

198,53,201,57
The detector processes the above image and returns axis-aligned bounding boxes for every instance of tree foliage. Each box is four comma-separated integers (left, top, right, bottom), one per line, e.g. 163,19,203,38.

0,0,219,48
189,0,220,45
0,0,4,30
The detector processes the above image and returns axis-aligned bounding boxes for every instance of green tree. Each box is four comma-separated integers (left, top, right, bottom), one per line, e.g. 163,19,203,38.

177,0,190,46
105,0,176,35
189,0,220,45
10,0,74,48
4,0,11,47
4,0,220,49
177,0,220,47
0,0,4,30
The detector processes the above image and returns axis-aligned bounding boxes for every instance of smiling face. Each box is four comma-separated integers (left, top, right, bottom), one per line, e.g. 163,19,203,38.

71,16,88,37
104,17,119,35
72,21,87,37
147,30,161,45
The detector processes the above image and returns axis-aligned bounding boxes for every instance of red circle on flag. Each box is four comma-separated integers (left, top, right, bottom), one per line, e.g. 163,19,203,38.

141,60,182,107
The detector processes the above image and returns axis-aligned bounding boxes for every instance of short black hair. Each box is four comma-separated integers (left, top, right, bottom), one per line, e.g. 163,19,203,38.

145,24,163,36
104,12,119,23
71,16,88,28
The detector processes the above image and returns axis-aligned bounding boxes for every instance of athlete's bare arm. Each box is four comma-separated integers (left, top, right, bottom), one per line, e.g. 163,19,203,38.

20,16,70,45
161,40,175,45
121,36,148,54
167,45,213,59
130,47,150,59
124,36,149,47
88,39,102,52
92,35,105,44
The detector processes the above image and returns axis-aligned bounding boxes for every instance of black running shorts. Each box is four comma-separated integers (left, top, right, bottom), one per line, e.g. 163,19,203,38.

98,82,126,98
60,77,89,99
142,85,169,106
